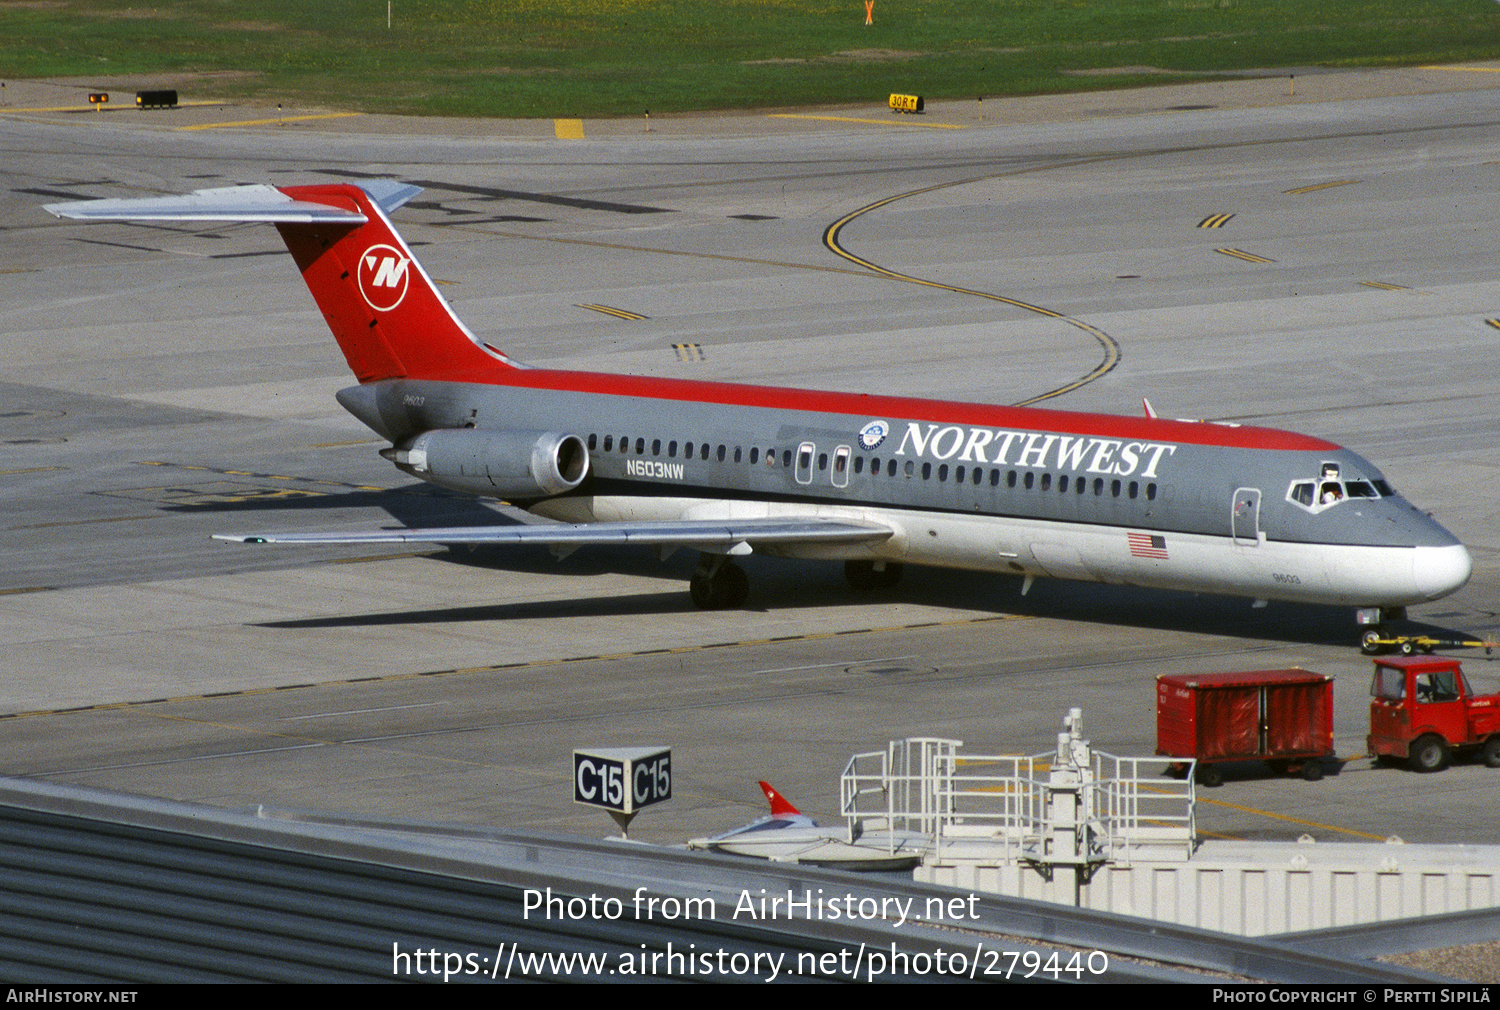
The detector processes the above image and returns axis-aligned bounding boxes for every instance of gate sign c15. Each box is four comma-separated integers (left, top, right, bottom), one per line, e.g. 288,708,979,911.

573,746,672,814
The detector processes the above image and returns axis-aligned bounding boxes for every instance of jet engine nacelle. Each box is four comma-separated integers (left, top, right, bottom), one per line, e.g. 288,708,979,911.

383,428,590,499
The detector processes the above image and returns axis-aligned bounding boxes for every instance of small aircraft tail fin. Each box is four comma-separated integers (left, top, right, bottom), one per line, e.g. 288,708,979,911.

46,181,521,384
757,780,802,817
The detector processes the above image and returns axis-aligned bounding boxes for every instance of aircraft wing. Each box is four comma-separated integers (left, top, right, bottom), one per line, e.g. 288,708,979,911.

214,517,894,551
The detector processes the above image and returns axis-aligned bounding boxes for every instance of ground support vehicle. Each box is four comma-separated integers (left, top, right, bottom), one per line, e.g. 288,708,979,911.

1157,669,1334,787
1367,656,1500,772
1358,630,1498,656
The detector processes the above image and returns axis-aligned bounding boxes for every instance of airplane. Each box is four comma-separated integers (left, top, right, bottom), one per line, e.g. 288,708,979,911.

686,781,923,869
45,180,1472,650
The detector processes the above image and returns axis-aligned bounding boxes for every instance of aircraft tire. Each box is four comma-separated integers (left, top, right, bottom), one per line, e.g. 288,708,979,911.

718,563,749,608
690,563,749,609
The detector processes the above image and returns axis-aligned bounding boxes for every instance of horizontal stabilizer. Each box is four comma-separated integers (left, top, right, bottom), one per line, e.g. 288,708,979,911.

43,180,421,224
215,517,894,549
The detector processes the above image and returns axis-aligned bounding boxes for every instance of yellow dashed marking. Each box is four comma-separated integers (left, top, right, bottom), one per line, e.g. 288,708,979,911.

1215,247,1276,264
553,118,585,140
0,613,1031,718
1197,213,1235,229
576,303,647,320
1283,179,1359,195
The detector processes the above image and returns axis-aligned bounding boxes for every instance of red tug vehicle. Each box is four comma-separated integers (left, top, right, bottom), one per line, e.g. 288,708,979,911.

1366,655,1500,772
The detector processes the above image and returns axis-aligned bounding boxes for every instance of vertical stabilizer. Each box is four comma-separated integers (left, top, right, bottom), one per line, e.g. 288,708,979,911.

275,184,515,383
45,181,521,384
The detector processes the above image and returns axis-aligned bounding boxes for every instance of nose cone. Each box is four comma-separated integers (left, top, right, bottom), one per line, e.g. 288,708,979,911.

1414,543,1473,600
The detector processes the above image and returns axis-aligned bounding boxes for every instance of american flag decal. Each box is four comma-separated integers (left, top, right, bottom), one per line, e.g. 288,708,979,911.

1128,533,1168,559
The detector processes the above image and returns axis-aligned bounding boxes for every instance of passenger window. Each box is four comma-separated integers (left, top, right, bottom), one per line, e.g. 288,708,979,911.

587,433,597,450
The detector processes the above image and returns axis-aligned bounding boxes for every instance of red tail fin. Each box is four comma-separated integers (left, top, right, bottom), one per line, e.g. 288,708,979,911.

274,183,517,383
758,781,802,817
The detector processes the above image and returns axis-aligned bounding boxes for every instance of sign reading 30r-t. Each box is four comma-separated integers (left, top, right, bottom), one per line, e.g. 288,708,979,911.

573,747,671,814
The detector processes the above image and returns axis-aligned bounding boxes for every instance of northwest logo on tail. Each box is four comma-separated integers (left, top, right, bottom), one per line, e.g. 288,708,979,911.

357,244,410,311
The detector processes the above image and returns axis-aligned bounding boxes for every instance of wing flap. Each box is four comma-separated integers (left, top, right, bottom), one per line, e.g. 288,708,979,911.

214,517,894,549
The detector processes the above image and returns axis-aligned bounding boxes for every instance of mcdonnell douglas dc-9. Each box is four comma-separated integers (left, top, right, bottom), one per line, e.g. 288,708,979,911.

47,181,1471,649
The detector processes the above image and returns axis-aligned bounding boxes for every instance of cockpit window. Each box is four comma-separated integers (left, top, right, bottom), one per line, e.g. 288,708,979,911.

1288,471,1390,513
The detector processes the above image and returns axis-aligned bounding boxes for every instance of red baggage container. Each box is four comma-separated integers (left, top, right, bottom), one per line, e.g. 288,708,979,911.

1156,669,1334,786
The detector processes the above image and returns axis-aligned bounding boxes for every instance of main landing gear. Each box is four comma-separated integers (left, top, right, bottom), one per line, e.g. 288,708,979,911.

689,554,749,610
844,560,904,591
687,557,906,609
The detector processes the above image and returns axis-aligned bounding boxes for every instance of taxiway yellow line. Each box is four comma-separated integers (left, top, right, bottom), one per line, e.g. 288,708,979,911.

1196,794,1386,841
769,113,966,130
176,112,361,131
554,118,585,140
